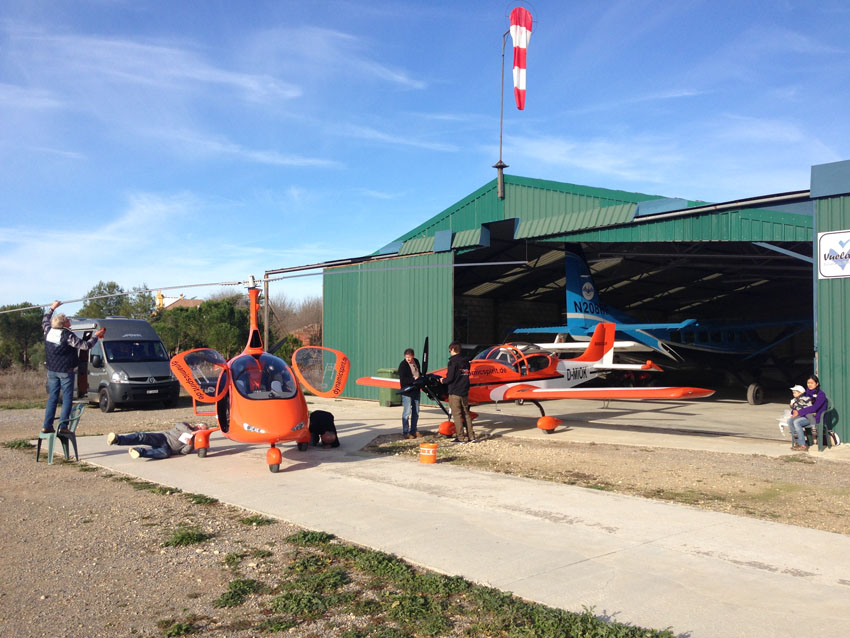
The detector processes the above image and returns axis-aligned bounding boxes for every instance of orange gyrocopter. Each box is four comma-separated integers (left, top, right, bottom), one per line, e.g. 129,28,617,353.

170,284,349,472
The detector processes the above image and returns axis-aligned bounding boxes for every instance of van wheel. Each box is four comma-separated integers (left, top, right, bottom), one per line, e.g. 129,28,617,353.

99,388,115,413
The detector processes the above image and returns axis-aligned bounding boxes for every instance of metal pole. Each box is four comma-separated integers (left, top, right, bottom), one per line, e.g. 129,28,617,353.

493,30,509,199
263,277,270,350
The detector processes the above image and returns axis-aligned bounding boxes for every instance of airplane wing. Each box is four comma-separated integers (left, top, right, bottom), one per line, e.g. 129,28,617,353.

503,384,715,401
356,375,401,389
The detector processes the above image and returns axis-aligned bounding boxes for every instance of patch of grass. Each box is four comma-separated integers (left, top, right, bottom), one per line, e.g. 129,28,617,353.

239,514,276,526
213,578,264,608
269,590,327,618
113,476,180,496
163,525,213,547
250,548,273,559
223,552,245,570
0,399,45,409
184,492,218,505
289,568,350,593
286,530,335,546
781,454,816,464
77,464,98,472
157,619,197,636
254,616,297,632
3,438,35,449
289,553,332,573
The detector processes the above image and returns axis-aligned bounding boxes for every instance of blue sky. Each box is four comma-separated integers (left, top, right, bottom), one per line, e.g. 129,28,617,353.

1,0,849,313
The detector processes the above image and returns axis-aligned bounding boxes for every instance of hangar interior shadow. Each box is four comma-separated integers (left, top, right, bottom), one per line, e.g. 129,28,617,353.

450,234,814,397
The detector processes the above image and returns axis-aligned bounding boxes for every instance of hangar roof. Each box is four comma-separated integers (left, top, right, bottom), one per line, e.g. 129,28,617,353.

381,175,814,323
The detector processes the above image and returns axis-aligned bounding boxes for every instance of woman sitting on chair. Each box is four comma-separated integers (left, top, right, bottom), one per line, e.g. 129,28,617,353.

788,375,828,451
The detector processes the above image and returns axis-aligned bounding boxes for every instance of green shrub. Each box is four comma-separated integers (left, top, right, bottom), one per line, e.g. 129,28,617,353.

163,526,213,547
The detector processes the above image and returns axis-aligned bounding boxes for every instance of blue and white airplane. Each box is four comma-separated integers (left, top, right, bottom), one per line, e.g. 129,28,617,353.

515,252,812,403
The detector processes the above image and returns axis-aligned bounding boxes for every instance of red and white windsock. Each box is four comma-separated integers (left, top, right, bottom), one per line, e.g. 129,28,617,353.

509,7,533,110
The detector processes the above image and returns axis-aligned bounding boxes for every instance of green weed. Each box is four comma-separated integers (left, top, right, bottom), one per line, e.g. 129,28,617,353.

163,526,213,547
184,492,218,505
223,552,245,570
158,620,196,636
254,616,297,632
213,578,263,608
113,476,180,496
269,590,327,618
239,514,275,526
285,530,335,546
3,439,34,449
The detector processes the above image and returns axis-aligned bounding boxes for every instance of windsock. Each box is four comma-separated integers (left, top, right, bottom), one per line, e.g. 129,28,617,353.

509,7,533,110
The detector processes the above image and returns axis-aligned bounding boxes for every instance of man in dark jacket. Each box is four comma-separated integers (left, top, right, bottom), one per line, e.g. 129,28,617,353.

398,348,422,439
309,410,340,448
107,422,207,459
441,342,474,442
41,300,105,434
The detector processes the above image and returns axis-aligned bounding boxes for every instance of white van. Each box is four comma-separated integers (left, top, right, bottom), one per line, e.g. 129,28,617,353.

70,317,180,412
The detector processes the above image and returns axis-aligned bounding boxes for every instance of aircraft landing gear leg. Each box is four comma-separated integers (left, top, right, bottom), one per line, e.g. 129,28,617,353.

267,445,282,473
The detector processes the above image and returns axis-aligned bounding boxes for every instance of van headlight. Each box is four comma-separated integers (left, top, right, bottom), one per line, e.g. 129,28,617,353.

111,370,128,383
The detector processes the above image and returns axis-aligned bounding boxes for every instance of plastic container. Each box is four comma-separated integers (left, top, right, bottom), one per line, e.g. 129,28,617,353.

419,442,438,464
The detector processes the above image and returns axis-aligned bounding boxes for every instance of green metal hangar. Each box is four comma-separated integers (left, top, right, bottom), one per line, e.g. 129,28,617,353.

323,160,850,441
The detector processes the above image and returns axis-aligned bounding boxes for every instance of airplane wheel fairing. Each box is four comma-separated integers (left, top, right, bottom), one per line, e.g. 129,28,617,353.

537,416,562,432
197,448,207,458
438,421,455,436
747,383,765,405
297,442,309,451
269,464,280,473
543,428,553,434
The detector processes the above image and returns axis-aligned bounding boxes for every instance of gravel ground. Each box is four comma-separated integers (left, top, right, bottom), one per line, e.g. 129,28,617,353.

1,401,848,637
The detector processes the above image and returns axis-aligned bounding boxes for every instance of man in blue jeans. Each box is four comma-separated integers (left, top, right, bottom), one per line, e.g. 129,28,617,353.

41,300,105,434
398,348,422,439
107,422,206,459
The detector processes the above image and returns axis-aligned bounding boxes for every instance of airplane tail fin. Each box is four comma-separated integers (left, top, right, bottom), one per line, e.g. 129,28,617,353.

571,322,615,362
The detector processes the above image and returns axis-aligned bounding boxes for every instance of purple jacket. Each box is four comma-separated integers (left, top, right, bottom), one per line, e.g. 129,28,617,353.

796,387,827,424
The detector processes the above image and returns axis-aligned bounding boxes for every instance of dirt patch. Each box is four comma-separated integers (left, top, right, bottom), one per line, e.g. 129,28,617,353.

363,432,850,535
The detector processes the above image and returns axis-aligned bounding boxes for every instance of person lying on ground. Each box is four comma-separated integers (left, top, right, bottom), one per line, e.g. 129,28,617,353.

107,422,208,459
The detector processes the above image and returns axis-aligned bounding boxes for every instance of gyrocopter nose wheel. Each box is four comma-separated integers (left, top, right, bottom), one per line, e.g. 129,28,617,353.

267,445,282,473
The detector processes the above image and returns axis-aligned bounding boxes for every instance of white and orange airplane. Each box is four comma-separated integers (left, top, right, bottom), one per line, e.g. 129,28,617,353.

357,322,714,434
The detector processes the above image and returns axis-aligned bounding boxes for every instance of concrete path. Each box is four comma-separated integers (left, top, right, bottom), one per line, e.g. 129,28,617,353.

79,397,850,638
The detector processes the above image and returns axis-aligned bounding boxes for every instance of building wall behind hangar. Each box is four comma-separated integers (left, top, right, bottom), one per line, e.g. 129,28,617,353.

323,253,454,400
815,195,849,442
454,296,561,346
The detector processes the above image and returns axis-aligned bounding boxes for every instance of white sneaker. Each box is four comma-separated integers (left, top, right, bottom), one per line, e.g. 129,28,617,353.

107,432,118,445
129,448,141,459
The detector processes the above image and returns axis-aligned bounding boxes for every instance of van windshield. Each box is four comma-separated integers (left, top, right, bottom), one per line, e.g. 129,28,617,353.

104,340,169,363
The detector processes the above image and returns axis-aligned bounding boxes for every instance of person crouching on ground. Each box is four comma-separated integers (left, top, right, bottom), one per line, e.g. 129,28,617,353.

308,410,340,448
107,422,208,459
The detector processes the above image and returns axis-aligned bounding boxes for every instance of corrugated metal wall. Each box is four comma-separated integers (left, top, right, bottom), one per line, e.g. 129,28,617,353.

815,196,849,441
562,208,812,243
323,253,454,399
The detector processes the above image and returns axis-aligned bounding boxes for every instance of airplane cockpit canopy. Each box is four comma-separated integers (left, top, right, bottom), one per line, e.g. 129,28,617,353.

230,353,297,400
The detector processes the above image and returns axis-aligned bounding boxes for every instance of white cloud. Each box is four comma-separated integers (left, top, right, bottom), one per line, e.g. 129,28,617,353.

160,129,341,167
340,123,457,152
10,29,302,103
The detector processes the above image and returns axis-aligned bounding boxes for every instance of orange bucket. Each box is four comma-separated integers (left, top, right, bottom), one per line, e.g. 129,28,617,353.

419,442,438,464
